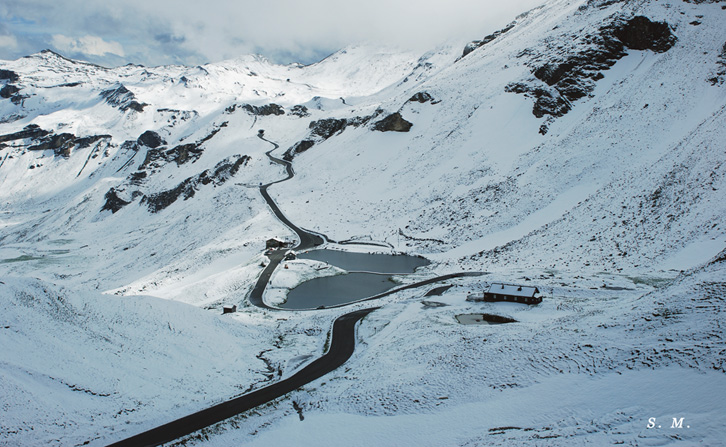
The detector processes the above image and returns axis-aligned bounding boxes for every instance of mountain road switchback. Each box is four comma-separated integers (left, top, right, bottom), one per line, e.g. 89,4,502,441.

106,135,483,446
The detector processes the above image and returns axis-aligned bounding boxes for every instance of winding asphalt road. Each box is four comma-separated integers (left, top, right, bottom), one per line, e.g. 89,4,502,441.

107,135,482,446
259,136,324,251
107,308,377,447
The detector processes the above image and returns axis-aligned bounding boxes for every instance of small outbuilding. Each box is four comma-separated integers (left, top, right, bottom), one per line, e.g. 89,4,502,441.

483,283,541,304
222,305,237,314
284,251,297,261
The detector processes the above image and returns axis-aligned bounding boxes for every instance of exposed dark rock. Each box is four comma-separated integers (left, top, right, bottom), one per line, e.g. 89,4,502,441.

0,126,110,157
507,15,676,119
408,92,434,103
137,125,223,170
461,22,516,59
138,148,163,170
209,155,250,182
75,135,112,149
100,84,148,112
0,85,20,99
101,188,130,213
533,88,571,118
27,133,76,157
143,178,196,213
166,143,204,165
283,116,373,160
0,113,26,124
120,140,138,152
310,118,348,139
10,95,27,105
284,140,315,160
197,125,224,144
584,0,626,8
372,112,413,132
347,115,375,127
129,171,147,184
0,69,19,83
241,103,285,116
612,16,677,52
1,82,27,105
288,105,310,117
0,124,50,143
142,155,250,213
709,42,726,85
137,130,166,148
125,101,147,112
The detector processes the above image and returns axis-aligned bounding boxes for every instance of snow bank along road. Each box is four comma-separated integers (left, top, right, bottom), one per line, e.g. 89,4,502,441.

107,308,378,447
108,136,480,446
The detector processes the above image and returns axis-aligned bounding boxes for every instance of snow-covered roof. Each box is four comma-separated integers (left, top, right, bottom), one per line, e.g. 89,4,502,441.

486,283,539,298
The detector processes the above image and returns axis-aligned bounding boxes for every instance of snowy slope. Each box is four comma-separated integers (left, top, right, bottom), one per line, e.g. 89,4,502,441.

1,0,725,444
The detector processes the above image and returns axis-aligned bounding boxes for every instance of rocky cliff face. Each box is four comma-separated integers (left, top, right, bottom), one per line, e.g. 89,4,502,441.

506,15,677,131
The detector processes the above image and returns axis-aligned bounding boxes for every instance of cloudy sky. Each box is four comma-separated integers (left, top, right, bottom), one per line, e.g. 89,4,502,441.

0,0,542,67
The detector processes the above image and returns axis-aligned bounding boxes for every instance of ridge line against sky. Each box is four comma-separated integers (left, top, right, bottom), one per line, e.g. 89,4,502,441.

0,0,544,67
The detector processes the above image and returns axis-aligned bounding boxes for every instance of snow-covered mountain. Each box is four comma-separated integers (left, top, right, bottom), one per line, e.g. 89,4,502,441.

1,0,725,445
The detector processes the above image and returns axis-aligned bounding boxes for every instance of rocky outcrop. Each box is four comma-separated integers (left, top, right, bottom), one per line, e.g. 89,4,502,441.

241,103,285,116
27,133,76,156
288,105,310,117
101,188,130,214
282,113,383,160
0,124,50,143
136,125,224,171
310,118,348,139
505,83,571,119
461,22,516,59
372,112,413,132
283,117,361,161
137,130,166,148
506,15,676,122
0,84,20,99
142,177,196,213
0,125,111,156
709,42,726,85
165,143,204,165
141,155,250,213
0,69,19,83
0,83,27,105
100,84,148,112
75,135,112,149
612,16,677,52
285,140,315,159
407,92,434,103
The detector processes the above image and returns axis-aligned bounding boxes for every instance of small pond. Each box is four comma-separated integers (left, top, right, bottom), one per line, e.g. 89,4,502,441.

280,272,399,309
297,249,429,274
281,249,430,309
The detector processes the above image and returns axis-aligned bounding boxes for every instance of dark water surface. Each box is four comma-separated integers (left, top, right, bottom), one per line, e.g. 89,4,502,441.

282,250,430,309
297,249,429,273
280,272,398,309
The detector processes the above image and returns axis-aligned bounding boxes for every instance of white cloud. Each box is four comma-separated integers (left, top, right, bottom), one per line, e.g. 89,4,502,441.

0,34,18,49
3,0,542,65
51,34,125,57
